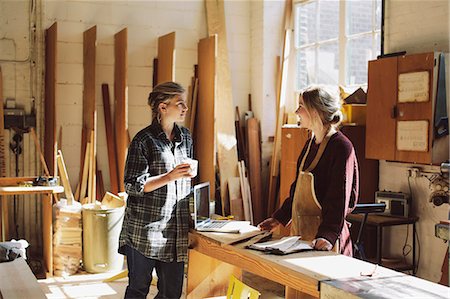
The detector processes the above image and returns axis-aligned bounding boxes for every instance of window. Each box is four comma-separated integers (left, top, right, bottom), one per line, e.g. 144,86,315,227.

295,0,382,90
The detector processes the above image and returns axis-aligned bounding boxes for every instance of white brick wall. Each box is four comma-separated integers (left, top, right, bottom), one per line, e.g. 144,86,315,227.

39,0,250,194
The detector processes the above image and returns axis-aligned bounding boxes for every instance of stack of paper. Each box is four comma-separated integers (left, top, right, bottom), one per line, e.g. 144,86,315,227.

247,236,313,255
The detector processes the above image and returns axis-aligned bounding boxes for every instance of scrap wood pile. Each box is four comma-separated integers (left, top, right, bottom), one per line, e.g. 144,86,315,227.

53,151,82,276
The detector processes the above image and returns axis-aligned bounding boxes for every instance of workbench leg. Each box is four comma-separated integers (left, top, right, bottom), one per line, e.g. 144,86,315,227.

42,193,53,276
377,226,382,265
285,286,317,299
1,195,9,241
186,249,241,299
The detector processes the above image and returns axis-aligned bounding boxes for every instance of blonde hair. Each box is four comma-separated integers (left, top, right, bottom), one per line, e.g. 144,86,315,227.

299,86,342,128
148,82,185,121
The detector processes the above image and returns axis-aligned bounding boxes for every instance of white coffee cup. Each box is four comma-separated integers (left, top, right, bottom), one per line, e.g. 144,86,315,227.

182,158,198,177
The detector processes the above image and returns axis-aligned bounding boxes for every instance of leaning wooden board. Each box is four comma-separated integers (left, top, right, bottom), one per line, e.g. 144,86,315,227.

44,22,57,176
0,67,4,240
246,118,263,224
101,84,119,195
115,28,128,192
82,26,97,202
196,36,216,203
157,32,175,85
205,0,239,215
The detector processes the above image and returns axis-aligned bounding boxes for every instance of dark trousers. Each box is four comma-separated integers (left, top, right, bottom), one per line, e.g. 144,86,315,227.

124,245,184,299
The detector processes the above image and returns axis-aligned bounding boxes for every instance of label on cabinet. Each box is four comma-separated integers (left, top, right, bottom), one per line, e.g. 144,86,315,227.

398,71,429,103
397,120,429,152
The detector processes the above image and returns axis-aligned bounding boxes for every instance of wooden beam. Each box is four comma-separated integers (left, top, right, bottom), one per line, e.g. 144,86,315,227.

196,36,216,204
157,32,175,84
101,84,119,195
44,22,57,176
114,28,128,192
246,118,263,224
205,0,239,216
83,26,97,202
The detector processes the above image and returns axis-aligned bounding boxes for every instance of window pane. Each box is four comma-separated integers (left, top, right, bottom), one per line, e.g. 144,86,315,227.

375,0,382,30
318,0,339,41
296,1,317,47
346,35,375,85
346,0,374,35
317,42,339,85
297,48,316,90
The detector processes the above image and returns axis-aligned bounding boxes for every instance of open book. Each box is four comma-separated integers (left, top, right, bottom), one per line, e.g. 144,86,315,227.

246,236,314,255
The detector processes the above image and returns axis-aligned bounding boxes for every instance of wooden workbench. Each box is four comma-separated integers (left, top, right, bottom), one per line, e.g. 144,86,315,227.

187,230,401,298
0,177,64,276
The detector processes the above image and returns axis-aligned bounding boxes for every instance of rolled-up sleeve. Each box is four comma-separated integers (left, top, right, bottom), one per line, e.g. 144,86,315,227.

124,139,150,197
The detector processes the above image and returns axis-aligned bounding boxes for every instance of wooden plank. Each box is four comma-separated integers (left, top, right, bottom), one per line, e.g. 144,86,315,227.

101,84,119,195
44,22,57,176
246,118,264,224
196,36,216,202
115,28,128,192
83,26,97,203
189,78,199,134
228,177,244,220
0,186,64,196
79,140,90,202
88,130,95,203
30,128,50,176
157,32,175,84
206,0,239,216
56,150,75,204
0,67,4,240
42,192,53,275
0,258,46,299
153,58,158,87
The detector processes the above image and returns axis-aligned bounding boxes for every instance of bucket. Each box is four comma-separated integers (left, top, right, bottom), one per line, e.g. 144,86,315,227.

82,201,125,273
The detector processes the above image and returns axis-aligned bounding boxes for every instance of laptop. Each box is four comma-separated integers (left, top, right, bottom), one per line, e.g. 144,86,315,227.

193,182,251,233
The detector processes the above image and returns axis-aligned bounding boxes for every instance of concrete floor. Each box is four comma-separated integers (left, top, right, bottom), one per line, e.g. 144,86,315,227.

38,270,285,299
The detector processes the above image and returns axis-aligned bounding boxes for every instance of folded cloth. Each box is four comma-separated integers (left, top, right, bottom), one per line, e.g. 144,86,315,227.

0,239,29,263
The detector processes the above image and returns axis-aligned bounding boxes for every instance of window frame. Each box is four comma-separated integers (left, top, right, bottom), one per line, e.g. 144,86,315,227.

294,0,381,91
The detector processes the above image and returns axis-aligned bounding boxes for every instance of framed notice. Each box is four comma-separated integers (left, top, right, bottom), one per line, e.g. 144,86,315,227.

398,71,429,103
397,120,428,152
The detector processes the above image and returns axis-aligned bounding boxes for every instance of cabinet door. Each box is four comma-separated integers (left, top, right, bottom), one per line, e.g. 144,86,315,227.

366,57,398,160
396,52,435,164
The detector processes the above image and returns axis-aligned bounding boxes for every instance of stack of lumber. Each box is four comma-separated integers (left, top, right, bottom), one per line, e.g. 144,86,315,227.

53,150,82,276
53,200,82,276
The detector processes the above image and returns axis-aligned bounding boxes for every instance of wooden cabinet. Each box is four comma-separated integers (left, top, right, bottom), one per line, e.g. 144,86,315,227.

366,52,448,164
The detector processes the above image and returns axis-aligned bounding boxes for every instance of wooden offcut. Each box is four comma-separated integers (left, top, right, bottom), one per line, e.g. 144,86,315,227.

115,28,128,192
56,150,75,205
205,0,239,216
228,177,244,220
189,78,199,134
44,22,57,176
101,84,119,195
196,36,216,203
157,32,175,84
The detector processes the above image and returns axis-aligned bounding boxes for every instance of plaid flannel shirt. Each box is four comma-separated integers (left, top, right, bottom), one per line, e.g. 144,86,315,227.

118,120,193,262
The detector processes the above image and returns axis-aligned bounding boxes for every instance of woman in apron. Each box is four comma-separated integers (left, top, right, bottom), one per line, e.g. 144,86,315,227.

259,86,359,256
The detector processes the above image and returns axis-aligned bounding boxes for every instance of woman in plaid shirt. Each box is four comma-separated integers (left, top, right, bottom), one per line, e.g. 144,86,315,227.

119,82,195,299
